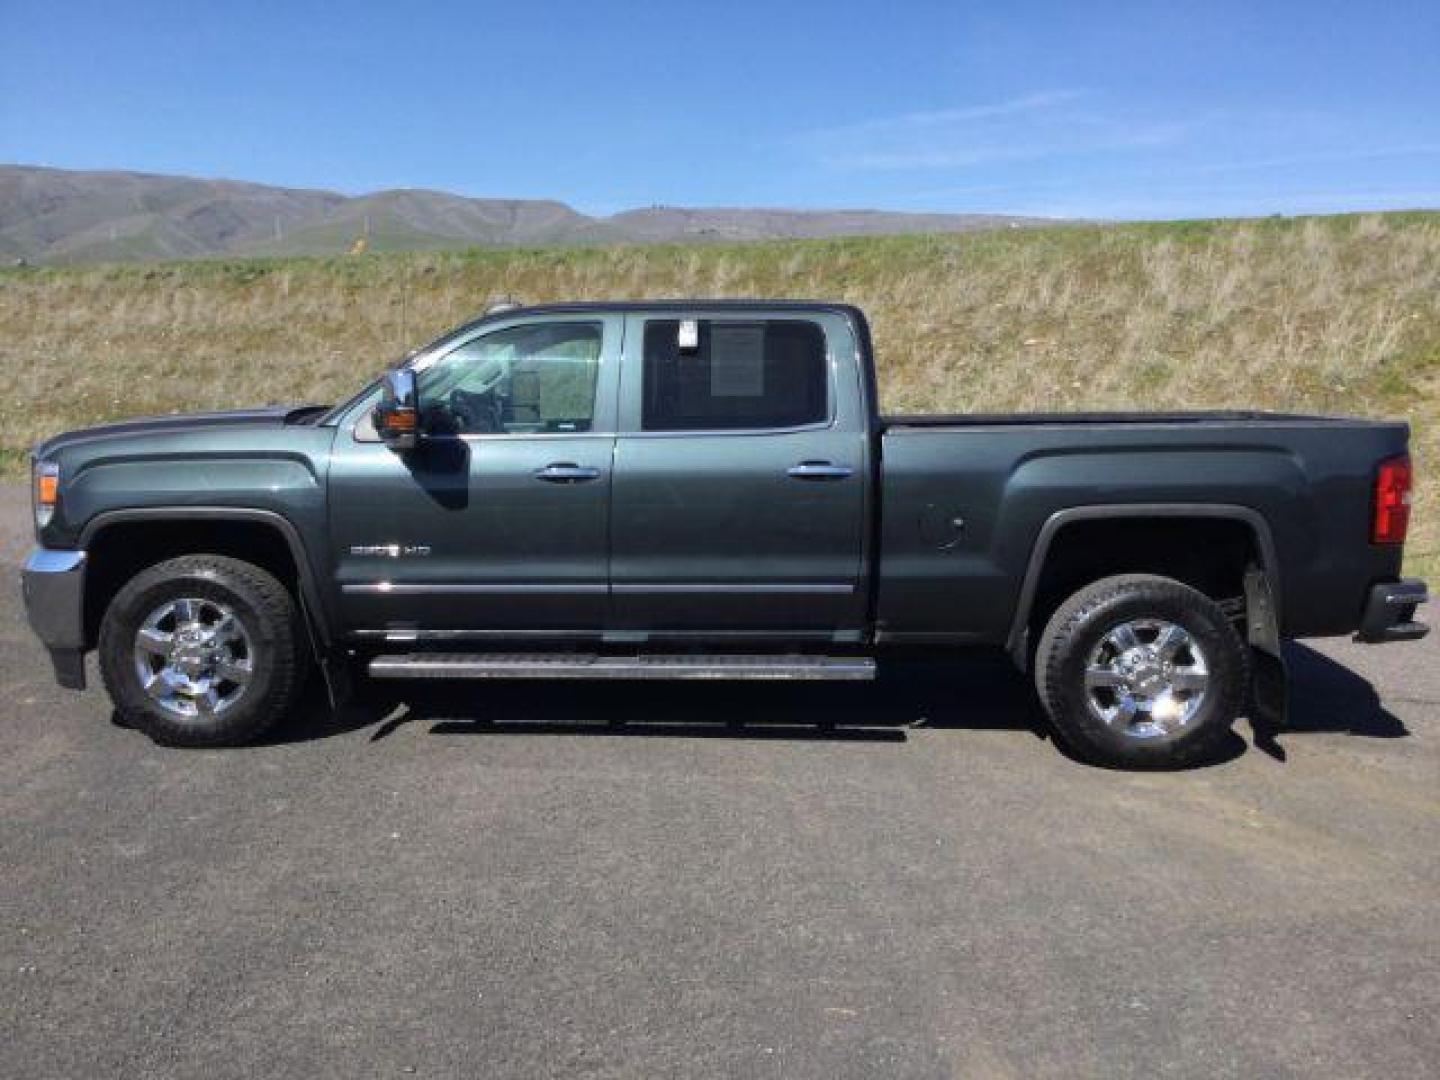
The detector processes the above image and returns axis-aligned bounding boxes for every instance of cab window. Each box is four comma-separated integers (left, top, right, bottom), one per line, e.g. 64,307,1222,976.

421,321,602,434
641,319,828,431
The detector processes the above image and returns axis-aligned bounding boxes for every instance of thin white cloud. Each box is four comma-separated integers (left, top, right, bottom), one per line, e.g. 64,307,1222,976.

892,144,1440,205
840,124,1186,171
802,90,1188,172
916,182,1440,221
1177,143,1440,176
824,90,1087,137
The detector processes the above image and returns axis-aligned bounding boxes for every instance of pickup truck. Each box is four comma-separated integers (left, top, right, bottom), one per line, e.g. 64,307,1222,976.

21,301,1429,767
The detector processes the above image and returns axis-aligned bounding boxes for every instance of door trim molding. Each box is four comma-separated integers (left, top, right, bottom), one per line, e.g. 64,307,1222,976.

342,582,608,596
611,583,856,595
345,582,855,596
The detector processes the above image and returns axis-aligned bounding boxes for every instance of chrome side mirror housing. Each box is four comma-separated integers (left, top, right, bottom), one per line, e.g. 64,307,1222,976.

373,368,421,451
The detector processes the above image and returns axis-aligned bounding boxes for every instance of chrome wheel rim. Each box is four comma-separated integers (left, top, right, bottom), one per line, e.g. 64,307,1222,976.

1083,618,1209,741
132,598,254,720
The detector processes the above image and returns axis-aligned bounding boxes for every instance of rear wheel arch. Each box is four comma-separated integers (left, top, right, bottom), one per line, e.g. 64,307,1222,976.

1007,504,1279,669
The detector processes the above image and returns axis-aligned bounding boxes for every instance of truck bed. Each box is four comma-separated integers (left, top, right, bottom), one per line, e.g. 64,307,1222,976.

874,410,1410,646
880,410,1383,430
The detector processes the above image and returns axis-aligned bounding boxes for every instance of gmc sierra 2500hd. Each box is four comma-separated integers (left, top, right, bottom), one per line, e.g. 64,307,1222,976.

22,301,1429,767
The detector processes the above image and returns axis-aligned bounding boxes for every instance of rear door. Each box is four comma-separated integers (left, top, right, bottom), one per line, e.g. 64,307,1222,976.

607,311,869,641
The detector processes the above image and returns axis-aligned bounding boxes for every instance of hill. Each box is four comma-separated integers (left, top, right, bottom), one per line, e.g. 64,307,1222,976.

2,212,1437,574
0,165,1043,263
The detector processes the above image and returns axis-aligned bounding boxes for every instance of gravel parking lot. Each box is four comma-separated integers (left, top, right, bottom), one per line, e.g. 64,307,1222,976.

2,484,1437,1079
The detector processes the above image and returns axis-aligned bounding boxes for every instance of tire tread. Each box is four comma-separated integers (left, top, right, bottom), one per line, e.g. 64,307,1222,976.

98,555,304,747
1034,574,1248,768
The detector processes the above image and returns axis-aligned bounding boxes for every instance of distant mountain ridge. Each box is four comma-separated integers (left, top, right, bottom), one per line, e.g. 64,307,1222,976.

0,165,1047,263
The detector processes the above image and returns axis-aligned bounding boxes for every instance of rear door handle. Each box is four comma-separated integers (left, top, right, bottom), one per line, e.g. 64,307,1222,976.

787,461,854,481
534,463,602,484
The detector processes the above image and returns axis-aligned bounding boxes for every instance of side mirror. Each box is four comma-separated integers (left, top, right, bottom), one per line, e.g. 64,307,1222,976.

373,368,421,451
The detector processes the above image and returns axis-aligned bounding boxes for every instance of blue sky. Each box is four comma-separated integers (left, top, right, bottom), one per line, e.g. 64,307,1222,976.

2,0,1437,219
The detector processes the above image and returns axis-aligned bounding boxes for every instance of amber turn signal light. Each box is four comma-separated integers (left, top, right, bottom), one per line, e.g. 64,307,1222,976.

33,460,60,528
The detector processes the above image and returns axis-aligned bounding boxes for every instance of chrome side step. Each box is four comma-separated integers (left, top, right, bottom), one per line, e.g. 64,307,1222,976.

367,652,876,681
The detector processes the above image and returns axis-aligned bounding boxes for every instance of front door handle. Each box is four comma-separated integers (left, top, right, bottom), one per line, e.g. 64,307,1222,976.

534,463,601,484
787,461,854,481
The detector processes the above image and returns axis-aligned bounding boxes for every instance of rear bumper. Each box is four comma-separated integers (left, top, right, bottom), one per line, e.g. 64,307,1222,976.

1354,578,1429,644
20,548,88,689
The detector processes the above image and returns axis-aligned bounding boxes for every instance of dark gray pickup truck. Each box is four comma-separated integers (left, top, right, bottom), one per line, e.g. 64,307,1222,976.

21,301,1429,766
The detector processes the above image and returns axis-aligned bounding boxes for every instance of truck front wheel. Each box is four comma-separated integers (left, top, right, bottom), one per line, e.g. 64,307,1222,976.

98,555,306,747
1034,574,1248,768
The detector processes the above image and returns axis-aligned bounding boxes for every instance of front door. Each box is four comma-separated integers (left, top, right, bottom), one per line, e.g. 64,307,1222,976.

607,312,868,641
328,314,621,640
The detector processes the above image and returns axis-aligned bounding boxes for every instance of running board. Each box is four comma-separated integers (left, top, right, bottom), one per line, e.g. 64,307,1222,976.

367,652,876,681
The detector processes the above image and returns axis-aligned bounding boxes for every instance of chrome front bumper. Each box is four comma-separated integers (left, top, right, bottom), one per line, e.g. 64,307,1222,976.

1354,578,1429,644
21,548,88,689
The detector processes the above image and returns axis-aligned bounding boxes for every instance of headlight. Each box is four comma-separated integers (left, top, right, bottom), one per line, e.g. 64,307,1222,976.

32,460,59,528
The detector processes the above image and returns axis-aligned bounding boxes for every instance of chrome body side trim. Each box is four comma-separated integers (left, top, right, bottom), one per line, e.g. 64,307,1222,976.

611,583,856,595
343,582,855,596
353,629,601,642
341,583,608,596
348,628,845,643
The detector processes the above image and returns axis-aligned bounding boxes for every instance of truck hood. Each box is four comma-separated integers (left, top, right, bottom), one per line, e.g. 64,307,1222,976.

33,405,327,459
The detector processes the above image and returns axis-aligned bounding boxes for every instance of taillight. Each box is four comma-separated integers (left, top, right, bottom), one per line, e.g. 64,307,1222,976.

1372,454,1412,545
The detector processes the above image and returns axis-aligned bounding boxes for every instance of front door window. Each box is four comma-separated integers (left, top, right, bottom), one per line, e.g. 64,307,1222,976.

419,321,602,436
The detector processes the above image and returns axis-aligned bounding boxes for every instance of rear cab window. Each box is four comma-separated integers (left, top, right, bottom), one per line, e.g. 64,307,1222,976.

641,319,829,431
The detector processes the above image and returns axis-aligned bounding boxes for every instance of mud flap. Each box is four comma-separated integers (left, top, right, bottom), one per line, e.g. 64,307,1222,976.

1244,565,1288,736
317,651,355,708
295,589,353,709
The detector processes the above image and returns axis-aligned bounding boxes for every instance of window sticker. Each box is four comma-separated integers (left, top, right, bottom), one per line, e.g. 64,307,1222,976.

710,324,766,397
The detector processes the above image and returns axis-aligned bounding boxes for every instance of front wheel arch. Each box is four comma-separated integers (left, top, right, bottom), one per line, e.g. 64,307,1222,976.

80,509,333,656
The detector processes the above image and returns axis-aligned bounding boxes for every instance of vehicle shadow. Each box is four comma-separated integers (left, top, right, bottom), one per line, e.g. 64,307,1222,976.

284,654,1049,747
259,642,1407,764
1247,641,1410,761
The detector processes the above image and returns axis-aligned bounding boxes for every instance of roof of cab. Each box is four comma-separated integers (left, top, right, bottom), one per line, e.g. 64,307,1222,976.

465,299,868,327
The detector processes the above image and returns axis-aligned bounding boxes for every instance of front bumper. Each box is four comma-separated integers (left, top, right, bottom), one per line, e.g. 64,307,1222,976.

20,548,88,689
1354,578,1429,644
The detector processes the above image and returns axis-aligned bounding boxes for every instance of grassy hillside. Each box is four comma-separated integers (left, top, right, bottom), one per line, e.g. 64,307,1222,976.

3,212,1439,574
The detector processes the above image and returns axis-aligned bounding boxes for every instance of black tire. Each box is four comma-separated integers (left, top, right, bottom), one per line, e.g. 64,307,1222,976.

99,555,306,747
1034,574,1248,769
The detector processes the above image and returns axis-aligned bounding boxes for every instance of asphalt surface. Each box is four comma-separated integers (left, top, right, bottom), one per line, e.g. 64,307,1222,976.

2,484,1437,1080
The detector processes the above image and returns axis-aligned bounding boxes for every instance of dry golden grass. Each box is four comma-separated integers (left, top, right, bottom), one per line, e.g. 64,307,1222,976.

3,212,1439,571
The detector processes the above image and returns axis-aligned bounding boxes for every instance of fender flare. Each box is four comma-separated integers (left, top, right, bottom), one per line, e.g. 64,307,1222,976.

1006,503,1281,669
79,507,345,701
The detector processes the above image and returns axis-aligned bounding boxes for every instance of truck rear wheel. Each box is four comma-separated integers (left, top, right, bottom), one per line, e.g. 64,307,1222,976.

1034,574,1247,768
98,555,305,747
